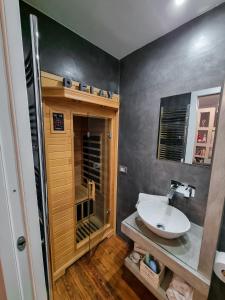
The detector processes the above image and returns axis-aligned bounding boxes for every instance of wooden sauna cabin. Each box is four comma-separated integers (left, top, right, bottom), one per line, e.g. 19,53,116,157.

41,72,119,281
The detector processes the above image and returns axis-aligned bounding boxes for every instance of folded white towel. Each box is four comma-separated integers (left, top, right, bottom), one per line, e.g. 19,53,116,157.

166,288,186,300
166,275,193,300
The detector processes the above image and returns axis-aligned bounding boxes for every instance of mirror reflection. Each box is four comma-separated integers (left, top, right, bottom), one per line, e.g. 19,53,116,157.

157,87,221,166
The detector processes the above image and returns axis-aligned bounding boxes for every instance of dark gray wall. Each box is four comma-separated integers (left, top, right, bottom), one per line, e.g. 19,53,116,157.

19,1,119,93
118,3,225,228
118,3,225,299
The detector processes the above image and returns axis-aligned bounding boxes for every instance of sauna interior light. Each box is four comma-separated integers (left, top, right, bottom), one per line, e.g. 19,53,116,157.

175,0,186,6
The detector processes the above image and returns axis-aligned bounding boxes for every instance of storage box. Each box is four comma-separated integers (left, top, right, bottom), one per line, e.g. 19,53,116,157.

134,243,148,255
140,256,165,288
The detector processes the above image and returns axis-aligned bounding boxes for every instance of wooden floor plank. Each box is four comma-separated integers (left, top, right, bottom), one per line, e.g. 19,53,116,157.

53,235,157,300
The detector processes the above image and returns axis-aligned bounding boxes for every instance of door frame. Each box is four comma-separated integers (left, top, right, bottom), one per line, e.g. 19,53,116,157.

71,106,118,237
72,112,114,231
184,86,221,164
0,0,47,298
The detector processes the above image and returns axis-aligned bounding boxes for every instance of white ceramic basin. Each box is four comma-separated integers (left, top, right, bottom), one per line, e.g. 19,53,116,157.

136,193,191,239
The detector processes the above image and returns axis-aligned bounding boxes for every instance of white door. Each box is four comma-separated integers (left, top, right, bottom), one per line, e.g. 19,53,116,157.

0,0,47,298
0,145,34,300
0,29,33,299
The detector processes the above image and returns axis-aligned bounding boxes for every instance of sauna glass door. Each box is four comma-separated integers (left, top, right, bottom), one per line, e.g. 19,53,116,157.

74,115,110,249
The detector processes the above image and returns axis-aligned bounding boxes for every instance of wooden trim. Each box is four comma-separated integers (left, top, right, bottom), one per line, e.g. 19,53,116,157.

71,113,76,252
43,86,119,110
193,290,207,300
41,71,119,102
198,82,225,278
112,110,119,233
0,262,7,300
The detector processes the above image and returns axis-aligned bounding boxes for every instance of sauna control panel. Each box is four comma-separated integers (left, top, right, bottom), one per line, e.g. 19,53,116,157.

53,112,64,131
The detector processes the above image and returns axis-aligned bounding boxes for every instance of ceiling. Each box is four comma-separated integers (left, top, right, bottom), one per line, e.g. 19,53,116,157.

23,0,225,59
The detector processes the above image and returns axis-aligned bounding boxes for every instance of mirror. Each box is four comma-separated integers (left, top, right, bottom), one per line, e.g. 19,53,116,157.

157,87,221,166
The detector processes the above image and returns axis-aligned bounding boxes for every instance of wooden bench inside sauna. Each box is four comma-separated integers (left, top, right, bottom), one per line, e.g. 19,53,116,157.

41,72,119,281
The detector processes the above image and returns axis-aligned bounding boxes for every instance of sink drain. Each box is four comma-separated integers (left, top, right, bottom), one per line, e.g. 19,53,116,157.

156,223,165,230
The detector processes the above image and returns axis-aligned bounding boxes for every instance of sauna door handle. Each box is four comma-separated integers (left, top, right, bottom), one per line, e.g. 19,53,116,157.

88,180,95,201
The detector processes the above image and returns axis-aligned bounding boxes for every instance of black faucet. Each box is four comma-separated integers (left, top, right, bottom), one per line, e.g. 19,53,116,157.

167,180,195,205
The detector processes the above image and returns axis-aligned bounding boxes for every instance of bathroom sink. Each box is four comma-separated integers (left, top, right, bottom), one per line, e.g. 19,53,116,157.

136,193,191,239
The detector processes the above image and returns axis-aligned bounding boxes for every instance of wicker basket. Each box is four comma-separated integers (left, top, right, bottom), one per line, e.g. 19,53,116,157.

140,256,165,288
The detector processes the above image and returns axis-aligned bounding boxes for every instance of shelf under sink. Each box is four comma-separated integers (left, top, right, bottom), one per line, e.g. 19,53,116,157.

124,256,173,300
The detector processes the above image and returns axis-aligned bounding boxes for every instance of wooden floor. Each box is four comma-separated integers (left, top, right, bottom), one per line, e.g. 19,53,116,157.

53,235,156,300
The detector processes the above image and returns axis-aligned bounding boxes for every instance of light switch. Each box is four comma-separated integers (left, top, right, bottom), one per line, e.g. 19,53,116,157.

119,165,128,174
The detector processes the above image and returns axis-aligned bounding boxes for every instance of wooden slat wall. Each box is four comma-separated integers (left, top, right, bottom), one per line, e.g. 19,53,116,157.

43,102,75,274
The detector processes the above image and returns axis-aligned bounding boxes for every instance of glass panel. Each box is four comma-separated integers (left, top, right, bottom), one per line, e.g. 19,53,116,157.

87,116,110,242
73,115,110,252
74,116,90,246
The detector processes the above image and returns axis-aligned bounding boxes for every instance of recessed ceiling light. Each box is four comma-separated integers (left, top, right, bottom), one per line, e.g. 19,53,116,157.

175,0,186,6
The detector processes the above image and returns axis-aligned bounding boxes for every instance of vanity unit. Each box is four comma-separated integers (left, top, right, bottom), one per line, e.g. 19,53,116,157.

122,193,208,299
41,72,119,281
122,211,207,300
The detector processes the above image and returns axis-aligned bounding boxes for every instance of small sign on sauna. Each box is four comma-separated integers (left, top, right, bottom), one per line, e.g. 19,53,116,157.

52,112,64,131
